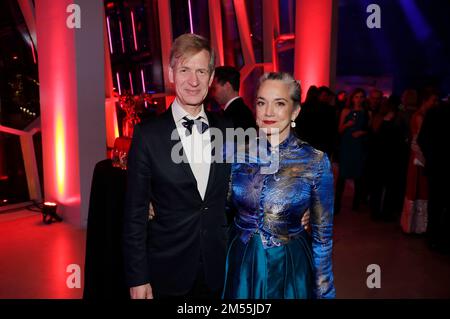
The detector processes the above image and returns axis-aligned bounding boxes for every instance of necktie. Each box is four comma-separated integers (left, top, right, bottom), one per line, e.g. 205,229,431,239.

182,116,209,136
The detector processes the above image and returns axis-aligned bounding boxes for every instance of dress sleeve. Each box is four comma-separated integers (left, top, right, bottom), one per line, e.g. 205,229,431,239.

310,153,336,298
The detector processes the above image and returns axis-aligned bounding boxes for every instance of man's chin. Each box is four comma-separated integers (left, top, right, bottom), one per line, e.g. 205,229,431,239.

179,97,203,107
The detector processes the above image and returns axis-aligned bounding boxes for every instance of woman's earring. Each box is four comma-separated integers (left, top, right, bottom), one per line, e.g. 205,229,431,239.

291,120,296,128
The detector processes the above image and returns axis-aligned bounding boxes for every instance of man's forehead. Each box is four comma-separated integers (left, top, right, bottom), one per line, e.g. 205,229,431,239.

175,50,210,68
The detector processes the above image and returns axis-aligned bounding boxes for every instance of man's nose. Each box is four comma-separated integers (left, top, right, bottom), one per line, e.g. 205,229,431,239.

188,71,199,86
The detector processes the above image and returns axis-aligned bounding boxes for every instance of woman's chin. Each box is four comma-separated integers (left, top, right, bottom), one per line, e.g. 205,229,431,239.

259,127,279,134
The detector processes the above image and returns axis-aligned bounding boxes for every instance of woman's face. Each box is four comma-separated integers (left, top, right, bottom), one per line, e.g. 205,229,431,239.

352,92,365,107
255,79,300,143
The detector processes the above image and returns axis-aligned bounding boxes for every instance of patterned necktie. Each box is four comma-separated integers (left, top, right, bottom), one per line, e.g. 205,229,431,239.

182,116,209,136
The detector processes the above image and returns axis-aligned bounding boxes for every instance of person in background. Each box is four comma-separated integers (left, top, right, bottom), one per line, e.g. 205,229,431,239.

367,89,383,122
335,88,370,214
398,89,419,131
418,93,450,253
210,66,256,130
295,86,338,159
369,97,408,221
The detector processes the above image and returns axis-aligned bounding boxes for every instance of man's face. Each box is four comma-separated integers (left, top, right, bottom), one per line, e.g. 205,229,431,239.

319,91,330,103
169,49,214,109
211,79,228,106
369,91,382,108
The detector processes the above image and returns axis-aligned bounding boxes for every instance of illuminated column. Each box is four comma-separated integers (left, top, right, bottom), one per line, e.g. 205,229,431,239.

263,0,279,71
35,0,106,228
209,0,224,66
158,0,173,106
294,0,338,101
233,0,256,66
17,0,37,49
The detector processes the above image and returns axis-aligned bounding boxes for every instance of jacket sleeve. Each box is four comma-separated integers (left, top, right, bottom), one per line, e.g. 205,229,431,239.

123,124,152,287
310,153,336,298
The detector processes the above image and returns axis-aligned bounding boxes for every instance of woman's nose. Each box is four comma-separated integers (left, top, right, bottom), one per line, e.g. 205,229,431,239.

265,103,275,116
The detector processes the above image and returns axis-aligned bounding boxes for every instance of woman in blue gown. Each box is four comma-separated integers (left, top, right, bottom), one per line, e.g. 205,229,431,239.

222,72,335,299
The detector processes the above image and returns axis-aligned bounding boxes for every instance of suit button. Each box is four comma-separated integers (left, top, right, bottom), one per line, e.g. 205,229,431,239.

203,207,209,212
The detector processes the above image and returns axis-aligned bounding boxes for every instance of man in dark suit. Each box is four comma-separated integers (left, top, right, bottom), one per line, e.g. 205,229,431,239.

211,66,256,130
123,34,232,299
418,96,450,254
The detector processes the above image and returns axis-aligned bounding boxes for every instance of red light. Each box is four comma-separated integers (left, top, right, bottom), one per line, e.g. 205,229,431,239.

294,0,333,101
106,2,115,9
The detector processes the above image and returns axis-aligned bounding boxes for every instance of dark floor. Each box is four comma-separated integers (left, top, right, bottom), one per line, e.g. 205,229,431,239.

0,187,449,299
333,195,450,298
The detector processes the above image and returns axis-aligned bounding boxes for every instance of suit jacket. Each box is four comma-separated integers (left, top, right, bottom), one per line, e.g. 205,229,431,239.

224,97,256,130
123,107,232,295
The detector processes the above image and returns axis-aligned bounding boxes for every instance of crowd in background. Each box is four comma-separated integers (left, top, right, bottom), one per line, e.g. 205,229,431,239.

294,84,450,254
205,65,450,255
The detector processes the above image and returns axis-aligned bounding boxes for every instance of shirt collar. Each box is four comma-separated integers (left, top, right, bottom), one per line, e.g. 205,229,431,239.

224,96,241,111
172,98,208,124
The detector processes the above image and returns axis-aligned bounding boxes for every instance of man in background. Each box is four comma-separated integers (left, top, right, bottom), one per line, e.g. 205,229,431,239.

211,66,256,130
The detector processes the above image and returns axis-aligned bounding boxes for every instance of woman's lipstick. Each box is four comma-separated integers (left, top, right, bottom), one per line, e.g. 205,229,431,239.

262,120,277,125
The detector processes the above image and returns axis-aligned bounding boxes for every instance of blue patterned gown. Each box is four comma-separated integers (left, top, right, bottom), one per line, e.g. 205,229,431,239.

222,133,336,299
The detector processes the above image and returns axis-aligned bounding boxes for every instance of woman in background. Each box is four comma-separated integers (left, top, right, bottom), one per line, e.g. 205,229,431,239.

401,91,439,234
335,88,370,214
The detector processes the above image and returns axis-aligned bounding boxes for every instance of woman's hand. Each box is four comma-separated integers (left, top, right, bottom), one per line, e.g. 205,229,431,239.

301,210,311,234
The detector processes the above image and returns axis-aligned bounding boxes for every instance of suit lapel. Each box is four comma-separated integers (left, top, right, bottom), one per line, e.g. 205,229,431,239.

163,107,203,202
203,111,219,201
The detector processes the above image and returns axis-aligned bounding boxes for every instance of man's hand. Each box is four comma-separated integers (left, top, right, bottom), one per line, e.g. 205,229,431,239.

149,202,155,220
301,210,311,233
130,283,153,299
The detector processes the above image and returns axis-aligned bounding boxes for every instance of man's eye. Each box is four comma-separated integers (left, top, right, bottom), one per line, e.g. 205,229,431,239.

256,101,265,106
179,69,187,73
276,102,286,107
